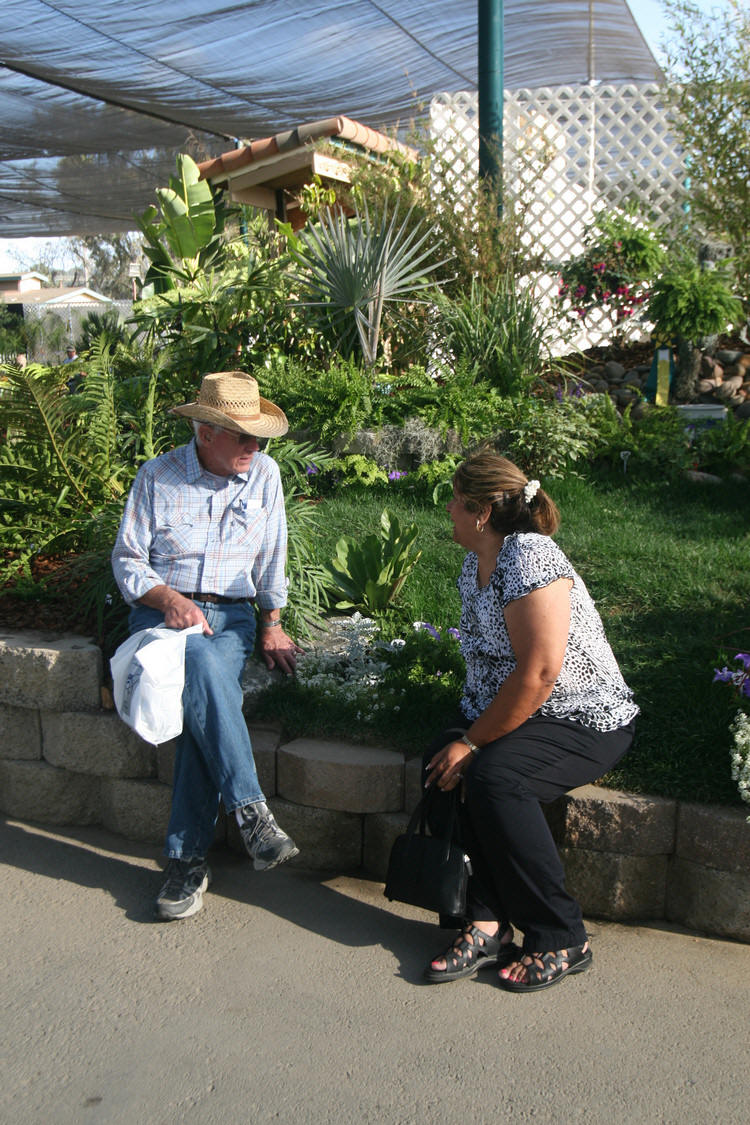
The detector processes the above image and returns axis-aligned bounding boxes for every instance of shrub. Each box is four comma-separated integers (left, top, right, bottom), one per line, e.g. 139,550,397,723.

648,256,743,401
585,397,694,477
489,395,604,479
690,414,750,476
558,209,665,337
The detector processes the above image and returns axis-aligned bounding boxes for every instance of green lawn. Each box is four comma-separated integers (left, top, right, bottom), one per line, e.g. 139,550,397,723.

275,469,750,807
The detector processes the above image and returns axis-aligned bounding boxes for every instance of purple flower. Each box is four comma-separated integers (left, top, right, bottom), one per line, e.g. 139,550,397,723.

388,470,407,481
414,621,440,640
305,463,319,476
447,627,461,641
713,668,733,683
735,653,750,670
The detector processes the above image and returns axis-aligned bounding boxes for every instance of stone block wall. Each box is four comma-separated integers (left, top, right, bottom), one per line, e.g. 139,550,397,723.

1,629,748,942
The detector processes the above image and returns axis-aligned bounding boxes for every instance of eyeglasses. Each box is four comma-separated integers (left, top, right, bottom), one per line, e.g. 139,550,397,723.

218,427,259,445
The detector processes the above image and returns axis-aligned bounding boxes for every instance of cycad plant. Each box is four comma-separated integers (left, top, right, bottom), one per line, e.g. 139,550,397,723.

0,341,166,644
283,202,445,369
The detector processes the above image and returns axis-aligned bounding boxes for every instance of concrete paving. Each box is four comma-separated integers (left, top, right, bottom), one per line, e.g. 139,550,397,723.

3,815,749,1125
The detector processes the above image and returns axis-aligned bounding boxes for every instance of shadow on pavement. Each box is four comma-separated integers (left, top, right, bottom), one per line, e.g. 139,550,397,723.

0,816,440,979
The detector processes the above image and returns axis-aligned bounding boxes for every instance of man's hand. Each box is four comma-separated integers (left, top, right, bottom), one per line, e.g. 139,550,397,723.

258,626,304,675
139,586,213,634
162,595,212,633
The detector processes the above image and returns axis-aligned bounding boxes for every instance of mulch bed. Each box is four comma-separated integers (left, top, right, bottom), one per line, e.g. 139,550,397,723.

0,554,103,637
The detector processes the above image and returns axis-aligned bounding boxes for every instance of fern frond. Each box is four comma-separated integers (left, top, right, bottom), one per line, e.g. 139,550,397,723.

0,363,90,503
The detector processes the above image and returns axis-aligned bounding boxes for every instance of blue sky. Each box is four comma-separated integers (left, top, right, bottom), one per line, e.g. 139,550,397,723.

628,0,674,62
0,0,727,272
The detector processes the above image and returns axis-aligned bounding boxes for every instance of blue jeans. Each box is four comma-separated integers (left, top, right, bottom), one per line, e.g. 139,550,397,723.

129,601,265,860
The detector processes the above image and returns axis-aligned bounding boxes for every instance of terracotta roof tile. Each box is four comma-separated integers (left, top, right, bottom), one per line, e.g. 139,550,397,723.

198,116,414,182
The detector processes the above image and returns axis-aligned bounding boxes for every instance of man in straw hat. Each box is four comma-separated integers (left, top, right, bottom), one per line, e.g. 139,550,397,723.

113,371,302,920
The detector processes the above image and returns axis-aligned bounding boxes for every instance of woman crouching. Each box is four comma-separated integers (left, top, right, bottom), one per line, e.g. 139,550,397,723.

423,450,638,992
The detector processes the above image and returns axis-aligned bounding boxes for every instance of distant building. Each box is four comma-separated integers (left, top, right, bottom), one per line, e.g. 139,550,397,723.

0,273,116,362
0,272,114,311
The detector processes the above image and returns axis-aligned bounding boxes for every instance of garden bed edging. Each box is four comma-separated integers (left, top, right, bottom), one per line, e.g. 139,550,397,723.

1,628,748,943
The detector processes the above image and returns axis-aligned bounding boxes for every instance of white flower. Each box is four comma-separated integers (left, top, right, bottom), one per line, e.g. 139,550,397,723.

523,479,540,503
729,710,750,821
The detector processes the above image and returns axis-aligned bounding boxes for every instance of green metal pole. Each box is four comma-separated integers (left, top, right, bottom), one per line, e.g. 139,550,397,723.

478,0,504,200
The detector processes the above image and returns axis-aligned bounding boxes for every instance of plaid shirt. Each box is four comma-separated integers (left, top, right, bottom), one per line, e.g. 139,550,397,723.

112,441,288,610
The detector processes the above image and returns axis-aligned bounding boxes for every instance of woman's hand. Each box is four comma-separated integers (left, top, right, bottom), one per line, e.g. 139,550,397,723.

425,740,473,791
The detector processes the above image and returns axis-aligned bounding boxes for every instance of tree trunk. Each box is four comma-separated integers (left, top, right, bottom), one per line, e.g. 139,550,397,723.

673,336,701,402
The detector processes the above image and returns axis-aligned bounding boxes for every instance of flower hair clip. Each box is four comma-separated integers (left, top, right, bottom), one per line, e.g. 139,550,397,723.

523,479,540,503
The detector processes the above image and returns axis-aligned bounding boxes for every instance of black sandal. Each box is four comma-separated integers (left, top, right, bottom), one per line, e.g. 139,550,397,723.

424,924,520,984
498,943,592,993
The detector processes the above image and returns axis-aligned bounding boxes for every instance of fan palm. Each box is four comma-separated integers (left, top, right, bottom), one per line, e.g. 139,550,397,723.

285,203,445,368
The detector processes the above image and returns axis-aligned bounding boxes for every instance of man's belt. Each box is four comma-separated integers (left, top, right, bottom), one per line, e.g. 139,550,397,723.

183,591,248,605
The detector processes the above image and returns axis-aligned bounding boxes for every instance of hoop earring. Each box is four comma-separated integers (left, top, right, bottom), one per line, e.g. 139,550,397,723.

476,519,484,534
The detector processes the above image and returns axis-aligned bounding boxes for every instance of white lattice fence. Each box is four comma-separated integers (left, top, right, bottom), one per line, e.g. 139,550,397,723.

430,84,689,350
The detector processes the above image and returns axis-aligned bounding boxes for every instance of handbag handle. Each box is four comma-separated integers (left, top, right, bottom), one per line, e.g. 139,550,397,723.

404,786,460,865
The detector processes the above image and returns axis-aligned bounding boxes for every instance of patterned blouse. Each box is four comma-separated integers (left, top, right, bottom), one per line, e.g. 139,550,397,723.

458,532,639,732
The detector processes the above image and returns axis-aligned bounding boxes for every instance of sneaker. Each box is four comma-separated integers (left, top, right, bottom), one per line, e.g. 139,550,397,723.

237,801,299,870
154,857,211,921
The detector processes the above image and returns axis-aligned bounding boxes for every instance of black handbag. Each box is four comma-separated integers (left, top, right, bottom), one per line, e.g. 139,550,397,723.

384,788,471,916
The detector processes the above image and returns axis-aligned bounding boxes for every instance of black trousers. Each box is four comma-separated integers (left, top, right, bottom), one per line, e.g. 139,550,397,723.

422,714,635,952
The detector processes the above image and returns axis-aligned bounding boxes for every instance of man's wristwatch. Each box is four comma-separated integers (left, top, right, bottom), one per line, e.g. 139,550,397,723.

459,733,480,756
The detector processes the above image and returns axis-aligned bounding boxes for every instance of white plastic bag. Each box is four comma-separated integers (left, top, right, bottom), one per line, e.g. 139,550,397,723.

110,624,203,745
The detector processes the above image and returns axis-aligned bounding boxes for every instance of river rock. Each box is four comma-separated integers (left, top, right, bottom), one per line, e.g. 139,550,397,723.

604,360,626,381
716,375,744,399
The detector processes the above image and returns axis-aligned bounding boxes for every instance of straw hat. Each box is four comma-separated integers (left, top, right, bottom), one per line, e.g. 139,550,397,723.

172,371,288,437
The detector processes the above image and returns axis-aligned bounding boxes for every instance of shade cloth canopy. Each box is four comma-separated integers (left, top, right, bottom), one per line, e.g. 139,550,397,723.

0,1,661,237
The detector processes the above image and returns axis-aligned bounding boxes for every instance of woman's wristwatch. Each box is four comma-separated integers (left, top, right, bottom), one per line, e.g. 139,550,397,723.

459,733,480,756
